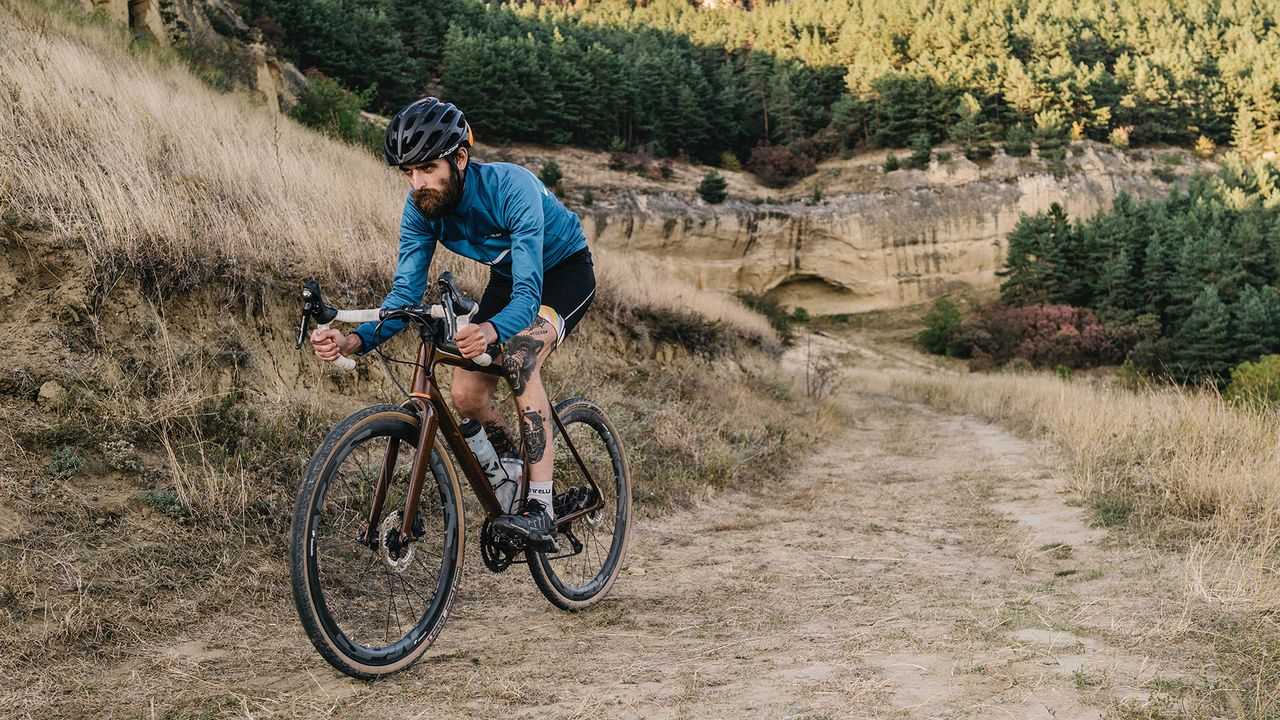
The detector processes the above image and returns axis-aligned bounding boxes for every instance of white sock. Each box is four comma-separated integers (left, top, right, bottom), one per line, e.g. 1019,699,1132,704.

528,482,554,519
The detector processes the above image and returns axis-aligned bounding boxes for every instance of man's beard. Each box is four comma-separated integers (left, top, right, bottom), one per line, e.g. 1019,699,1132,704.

412,170,462,219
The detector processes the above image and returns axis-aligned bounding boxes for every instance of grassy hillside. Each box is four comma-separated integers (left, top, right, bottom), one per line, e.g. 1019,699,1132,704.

0,1,836,713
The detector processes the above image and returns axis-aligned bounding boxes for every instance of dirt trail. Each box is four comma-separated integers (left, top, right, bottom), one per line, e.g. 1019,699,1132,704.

46,339,1204,719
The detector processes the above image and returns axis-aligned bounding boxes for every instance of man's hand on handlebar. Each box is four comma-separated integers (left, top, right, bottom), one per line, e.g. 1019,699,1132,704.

456,322,498,360
311,329,362,361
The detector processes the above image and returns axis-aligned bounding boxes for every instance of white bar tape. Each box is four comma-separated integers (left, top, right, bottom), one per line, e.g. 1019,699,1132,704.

334,308,382,323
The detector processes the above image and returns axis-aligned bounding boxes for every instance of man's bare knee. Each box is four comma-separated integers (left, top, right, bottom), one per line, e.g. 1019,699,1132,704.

452,371,498,418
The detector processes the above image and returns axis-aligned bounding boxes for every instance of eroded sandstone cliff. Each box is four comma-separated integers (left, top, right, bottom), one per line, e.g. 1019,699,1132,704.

554,143,1209,315
78,0,305,111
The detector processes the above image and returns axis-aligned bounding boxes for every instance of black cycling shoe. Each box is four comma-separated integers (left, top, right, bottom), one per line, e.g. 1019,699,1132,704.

554,485,597,516
492,498,560,553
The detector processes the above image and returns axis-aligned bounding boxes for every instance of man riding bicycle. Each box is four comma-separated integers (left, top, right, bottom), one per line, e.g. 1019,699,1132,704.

310,97,595,552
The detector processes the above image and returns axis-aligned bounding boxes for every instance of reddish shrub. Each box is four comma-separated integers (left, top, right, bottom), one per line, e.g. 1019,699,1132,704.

745,141,817,187
955,303,1122,369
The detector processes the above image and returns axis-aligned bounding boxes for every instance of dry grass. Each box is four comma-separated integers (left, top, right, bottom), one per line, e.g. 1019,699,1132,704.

0,0,821,702
847,367,1280,610
0,0,774,344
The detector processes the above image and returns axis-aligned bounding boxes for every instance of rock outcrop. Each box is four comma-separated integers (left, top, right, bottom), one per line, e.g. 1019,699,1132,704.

78,0,305,111
576,143,1204,314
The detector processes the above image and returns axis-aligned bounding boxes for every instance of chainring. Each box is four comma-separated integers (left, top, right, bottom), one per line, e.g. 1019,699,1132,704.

480,518,521,573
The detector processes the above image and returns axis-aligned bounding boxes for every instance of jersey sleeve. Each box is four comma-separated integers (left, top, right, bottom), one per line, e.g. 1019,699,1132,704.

353,194,437,354
486,169,547,343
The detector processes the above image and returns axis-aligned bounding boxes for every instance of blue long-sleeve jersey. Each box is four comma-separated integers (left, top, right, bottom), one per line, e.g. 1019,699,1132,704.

353,160,589,352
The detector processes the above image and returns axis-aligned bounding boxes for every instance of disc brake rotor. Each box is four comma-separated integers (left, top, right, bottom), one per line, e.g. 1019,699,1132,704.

378,512,414,572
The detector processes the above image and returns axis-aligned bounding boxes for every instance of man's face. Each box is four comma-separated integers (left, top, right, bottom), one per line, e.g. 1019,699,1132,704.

402,156,462,219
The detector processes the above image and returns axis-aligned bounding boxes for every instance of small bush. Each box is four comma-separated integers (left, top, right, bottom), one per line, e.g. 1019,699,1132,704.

746,141,816,187
539,160,563,192
140,488,190,520
288,70,374,147
1109,125,1132,149
697,169,727,204
917,297,963,355
719,151,742,171
608,151,663,179
883,152,901,172
48,445,84,480
1225,354,1280,409
582,188,594,206
1195,135,1217,158
736,292,795,345
1004,124,1033,157
905,132,932,170
950,303,1124,369
632,306,725,355
792,306,810,323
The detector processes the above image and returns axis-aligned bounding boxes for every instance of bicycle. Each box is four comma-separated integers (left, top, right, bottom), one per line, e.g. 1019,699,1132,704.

288,272,632,679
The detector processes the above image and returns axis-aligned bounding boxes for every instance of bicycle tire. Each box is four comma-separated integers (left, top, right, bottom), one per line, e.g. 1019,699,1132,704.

289,404,464,679
528,397,632,610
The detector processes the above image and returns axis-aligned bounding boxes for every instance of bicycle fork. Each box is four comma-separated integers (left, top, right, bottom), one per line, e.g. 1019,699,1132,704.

358,395,440,550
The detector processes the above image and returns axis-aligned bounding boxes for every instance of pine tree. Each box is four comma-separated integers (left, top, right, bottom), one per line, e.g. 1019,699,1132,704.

1233,285,1280,360
1174,285,1234,383
999,205,1068,305
698,169,728,204
949,93,995,160
1233,103,1264,160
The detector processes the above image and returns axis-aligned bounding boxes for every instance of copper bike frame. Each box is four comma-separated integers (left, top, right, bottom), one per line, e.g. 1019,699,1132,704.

362,328,605,549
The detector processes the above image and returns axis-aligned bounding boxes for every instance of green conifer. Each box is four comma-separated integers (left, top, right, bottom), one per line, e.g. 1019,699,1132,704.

698,169,728,204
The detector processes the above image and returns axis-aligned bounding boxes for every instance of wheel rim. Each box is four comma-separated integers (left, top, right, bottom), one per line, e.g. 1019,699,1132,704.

542,409,628,598
308,428,455,660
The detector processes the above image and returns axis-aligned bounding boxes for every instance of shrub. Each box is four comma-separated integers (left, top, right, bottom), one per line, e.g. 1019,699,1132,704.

918,297,963,355
719,151,742,171
1224,354,1280,409
539,160,563,191
254,16,284,51
288,70,374,146
736,291,795,345
1004,124,1033,157
1195,135,1217,158
792,306,810,323
952,303,1121,368
697,169,727,204
905,132,932,170
1109,125,1132,149
582,188,594,206
883,152,901,172
48,445,84,480
745,141,816,187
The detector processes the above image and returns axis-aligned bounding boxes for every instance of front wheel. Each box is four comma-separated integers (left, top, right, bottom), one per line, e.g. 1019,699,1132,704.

528,398,632,610
289,405,464,679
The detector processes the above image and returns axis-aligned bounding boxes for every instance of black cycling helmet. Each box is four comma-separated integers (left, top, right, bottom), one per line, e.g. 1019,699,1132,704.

384,97,473,167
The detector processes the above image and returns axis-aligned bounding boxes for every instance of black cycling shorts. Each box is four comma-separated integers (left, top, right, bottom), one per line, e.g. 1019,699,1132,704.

474,247,596,347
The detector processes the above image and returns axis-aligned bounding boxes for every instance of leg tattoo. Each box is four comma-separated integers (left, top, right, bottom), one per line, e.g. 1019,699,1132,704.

485,421,519,457
503,332,544,396
521,410,547,463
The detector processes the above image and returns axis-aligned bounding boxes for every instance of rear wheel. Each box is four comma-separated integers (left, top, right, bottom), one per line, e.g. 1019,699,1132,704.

528,398,631,610
289,405,464,679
